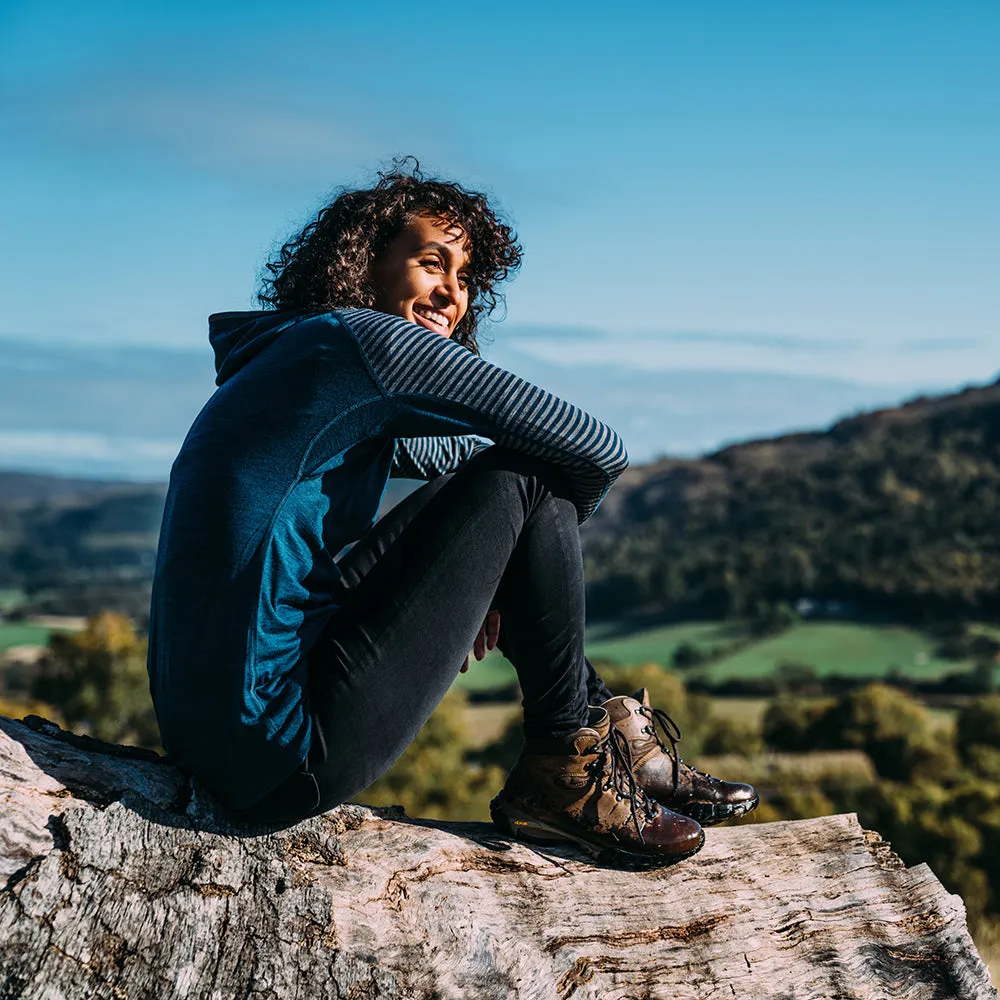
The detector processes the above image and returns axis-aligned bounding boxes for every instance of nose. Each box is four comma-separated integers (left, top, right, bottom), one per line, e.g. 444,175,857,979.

437,270,462,302
433,270,465,312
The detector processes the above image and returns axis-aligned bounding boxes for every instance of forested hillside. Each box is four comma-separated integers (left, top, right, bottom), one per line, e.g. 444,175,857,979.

583,378,1000,622
0,475,165,621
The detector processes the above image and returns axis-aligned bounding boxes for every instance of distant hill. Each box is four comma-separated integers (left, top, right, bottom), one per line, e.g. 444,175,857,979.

0,471,156,507
0,471,166,622
582,379,1000,622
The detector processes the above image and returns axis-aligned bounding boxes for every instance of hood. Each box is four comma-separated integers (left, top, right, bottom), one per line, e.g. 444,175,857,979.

208,310,312,385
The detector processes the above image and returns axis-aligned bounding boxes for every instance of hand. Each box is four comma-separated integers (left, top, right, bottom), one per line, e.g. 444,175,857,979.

460,610,500,673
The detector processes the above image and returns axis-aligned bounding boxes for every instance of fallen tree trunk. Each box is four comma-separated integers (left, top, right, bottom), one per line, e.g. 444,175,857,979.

0,714,995,1000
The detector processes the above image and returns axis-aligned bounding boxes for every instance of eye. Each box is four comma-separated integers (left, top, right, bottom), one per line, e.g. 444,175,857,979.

419,257,444,271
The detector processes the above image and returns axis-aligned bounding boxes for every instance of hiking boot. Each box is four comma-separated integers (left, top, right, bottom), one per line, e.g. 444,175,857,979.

603,688,759,826
490,706,704,869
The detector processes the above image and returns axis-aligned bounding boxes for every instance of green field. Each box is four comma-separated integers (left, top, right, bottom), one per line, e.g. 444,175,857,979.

452,620,733,693
586,620,739,666
587,620,969,681
0,622,52,654
452,651,516,693
702,622,960,681
452,618,983,696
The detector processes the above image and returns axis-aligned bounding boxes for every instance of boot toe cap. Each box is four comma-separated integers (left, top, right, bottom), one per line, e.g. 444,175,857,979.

647,808,704,856
721,780,757,804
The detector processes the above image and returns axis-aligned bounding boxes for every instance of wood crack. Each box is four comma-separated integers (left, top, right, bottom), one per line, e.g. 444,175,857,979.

546,912,738,953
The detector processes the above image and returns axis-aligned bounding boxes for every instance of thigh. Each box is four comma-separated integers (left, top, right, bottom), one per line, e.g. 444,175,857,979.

334,474,454,592
306,448,566,808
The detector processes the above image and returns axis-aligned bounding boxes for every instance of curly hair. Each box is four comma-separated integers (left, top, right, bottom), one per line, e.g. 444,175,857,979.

258,158,523,354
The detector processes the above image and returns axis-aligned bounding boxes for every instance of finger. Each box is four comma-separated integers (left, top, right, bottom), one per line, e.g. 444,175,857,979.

460,654,470,673
487,610,500,650
474,626,487,661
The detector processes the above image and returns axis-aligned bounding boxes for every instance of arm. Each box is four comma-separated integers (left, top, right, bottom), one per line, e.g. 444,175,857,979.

390,435,491,480
338,308,629,522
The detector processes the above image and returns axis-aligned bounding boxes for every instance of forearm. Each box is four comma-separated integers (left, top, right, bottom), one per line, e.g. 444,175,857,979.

339,308,628,521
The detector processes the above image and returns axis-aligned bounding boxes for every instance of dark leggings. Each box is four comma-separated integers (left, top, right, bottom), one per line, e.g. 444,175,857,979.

242,446,613,823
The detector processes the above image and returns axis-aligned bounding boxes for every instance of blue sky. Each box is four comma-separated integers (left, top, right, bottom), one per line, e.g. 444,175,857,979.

0,1,997,475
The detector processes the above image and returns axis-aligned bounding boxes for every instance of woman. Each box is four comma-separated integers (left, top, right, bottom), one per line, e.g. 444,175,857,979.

147,162,754,868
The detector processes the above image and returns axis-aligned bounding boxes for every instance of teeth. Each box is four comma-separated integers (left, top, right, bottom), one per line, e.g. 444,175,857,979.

417,307,448,329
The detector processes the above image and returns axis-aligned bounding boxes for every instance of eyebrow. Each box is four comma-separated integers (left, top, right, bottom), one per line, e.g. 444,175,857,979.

418,241,470,268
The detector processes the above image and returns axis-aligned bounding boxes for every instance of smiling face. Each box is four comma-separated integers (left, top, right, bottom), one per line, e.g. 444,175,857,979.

370,214,471,338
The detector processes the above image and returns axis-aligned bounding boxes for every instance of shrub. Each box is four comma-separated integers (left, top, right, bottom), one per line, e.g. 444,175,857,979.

31,612,159,748
356,689,505,821
957,695,1000,762
762,695,829,752
671,642,706,669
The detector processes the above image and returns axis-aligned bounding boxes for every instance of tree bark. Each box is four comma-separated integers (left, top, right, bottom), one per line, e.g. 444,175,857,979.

0,715,995,1000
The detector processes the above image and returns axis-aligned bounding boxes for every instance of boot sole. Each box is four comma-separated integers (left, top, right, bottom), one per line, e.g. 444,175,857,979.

677,794,759,826
490,800,705,870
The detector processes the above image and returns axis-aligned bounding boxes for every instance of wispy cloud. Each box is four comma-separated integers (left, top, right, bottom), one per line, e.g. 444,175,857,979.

1,78,382,179
491,324,609,342
900,337,982,352
634,331,859,352
0,431,181,478
493,323,993,385
503,326,860,353
0,48,575,204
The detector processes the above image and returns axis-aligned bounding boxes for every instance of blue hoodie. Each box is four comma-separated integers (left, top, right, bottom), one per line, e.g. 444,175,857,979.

147,307,627,809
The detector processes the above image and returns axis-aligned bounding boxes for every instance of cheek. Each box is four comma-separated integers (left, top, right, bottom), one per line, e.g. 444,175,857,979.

371,258,420,307
399,270,432,303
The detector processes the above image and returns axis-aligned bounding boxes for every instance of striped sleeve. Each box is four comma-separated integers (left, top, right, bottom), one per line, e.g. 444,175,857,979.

337,308,629,522
391,436,491,479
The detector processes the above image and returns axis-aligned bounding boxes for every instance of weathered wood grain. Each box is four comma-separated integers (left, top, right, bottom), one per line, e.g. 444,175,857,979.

0,715,995,1000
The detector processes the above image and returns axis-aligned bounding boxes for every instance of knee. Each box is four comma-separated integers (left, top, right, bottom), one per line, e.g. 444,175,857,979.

467,446,575,506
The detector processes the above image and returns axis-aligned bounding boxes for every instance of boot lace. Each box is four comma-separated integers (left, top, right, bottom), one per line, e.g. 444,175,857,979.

639,705,720,794
588,727,657,843
638,705,684,795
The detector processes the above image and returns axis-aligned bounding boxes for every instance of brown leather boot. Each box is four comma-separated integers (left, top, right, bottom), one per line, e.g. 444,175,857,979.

603,688,759,826
490,707,704,868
